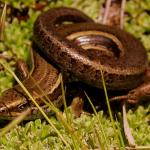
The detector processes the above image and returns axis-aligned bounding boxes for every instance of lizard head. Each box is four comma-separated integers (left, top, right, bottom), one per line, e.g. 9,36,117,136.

0,88,30,120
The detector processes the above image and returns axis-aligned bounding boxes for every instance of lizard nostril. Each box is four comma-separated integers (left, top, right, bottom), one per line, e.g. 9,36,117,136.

0,103,8,113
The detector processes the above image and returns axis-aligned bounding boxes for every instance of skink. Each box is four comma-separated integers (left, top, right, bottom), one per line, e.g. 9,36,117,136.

0,7,149,119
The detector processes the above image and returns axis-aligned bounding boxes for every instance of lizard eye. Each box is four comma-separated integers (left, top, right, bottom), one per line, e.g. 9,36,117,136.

17,102,29,111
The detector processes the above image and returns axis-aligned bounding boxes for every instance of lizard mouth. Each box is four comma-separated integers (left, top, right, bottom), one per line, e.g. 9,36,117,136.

0,102,53,120
0,89,30,119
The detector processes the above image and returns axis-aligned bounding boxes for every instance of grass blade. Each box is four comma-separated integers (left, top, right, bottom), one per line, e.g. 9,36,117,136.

84,91,108,150
0,109,30,136
0,3,6,41
100,69,125,148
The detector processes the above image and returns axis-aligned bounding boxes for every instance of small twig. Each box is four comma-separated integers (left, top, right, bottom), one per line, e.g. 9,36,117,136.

122,102,136,147
102,0,112,24
91,145,150,150
124,146,150,150
109,95,128,102
97,0,104,23
0,3,7,41
120,0,126,29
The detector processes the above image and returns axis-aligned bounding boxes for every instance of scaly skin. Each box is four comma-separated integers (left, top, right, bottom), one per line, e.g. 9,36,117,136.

33,7,148,90
0,7,94,119
0,50,62,120
0,7,149,119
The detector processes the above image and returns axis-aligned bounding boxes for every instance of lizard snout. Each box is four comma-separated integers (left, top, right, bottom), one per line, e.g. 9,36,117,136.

0,102,9,113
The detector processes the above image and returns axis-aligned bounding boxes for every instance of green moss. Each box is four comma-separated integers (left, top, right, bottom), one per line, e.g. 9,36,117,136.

125,0,150,51
0,106,149,149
